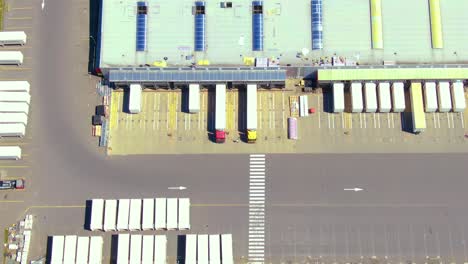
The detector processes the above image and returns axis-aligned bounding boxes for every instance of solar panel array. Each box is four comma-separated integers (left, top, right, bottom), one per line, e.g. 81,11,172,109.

136,1,147,51
311,0,323,50
108,69,286,82
252,1,264,51
194,1,206,52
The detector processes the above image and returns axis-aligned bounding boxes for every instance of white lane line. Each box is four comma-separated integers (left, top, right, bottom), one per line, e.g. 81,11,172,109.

188,113,191,130
433,113,437,128
450,113,454,129
387,113,390,128
332,114,335,129
328,113,331,129
461,112,465,129
341,112,344,129
447,113,451,128
359,113,362,129
373,113,377,129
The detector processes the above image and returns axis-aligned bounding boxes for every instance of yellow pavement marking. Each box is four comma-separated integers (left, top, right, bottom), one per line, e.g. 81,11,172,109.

10,7,32,10
0,67,31,71
193,203,446,208
0,142,28,146
7,16,31,20
289,96,299,118
0,166,28,168
4,26,31,30
0,200,24,203
109,91,119,130
168,92,177,131
343,112,352,129
226,91,234,130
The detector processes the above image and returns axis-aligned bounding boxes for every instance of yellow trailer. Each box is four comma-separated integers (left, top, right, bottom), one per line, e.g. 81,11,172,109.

370,0,383,49
410,82,426,134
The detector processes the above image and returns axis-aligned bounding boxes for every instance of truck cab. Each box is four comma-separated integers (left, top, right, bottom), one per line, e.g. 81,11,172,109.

215,130,226,143
247,130,257,143
0,179,24,190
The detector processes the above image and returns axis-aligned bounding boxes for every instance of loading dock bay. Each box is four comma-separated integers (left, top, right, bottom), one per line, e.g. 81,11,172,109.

106,88,468,155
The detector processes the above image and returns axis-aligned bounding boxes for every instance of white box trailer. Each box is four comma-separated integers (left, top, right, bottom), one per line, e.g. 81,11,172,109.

178,198,190,230
0,51,23,65
299,95,309,117
423,82,438,112
142,235,154,264
155,198,167,230
189,84,200,113
437,82,452,112
0,31,27,45
198,234,209,264
142,198,154,230
0,113,28,125
0,81,30,92
332,83,345,113
378,82,391,113
221,234,234,264
246,84,258,129
128,199,142,231
364,82,377,113
128,84,142,114
215,84,226,142
129,234,142,264
117,199,130,231
0,92,31,104
209,234,221,264
392,82,406,112
185,234,197,264
166,198,178,230
50,236,65,264
76,237,90,264
89,236,103,264
63,235,77,264
350,82,363,113
103,199,117,231
117,234,130,264
451,81,466,112
0,123,25,137
0,146,21,160
0,102,29,114
90,199,104,231
154,235,167,264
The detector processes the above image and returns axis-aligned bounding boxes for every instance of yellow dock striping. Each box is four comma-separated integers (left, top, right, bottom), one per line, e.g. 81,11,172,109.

343,112,352,129
109,91,119,130
168,92,177,131
226,91,234,130
289,96,299,118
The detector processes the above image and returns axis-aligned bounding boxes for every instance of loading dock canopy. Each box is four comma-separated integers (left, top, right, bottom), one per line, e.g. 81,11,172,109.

318,68,468,81
108,68,286,83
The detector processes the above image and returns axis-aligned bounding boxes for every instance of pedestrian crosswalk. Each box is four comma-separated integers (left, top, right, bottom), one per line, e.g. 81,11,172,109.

249,154,266,264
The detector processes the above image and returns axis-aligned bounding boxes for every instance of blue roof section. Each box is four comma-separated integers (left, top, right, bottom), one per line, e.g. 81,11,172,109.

108,68,286,83
311,0,323,50
136,2,147,51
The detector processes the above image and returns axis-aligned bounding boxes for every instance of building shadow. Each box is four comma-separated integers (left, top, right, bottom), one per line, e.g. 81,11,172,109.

110,234,119,264
177,235,187,264
84,200,92,230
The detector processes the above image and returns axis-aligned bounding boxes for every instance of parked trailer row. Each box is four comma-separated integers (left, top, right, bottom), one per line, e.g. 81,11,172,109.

0,81,30,92
0,146,21,160
410,82,426,134
299,95,309,117
246,84,258,143
378,82,391,113
117,234,167,264
90,198,190,231
189,84,200,113
364,82,377,113
0,31,27,46
128,84,142,114
424,82,438,112
350,82,363,113
185,234,234,264
0,102,29,114
451,81,466,112
0,113,28,125
423,81,466,113
215,84,226,143
49,235,103,264
437,81,452,112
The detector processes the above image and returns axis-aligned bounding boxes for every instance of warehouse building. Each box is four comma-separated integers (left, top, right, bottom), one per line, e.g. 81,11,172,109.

94,0,468,83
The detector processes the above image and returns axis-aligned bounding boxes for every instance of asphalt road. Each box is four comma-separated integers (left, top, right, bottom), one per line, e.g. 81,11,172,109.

1,0,468,262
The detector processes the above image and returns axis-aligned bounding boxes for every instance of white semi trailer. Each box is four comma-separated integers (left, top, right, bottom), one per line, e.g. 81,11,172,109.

90,199,104,231
166,198,178,230
424,82,438,112
142,235,154,264
378,82,391,113
332,83,345,113
178,198,190,230
221,234,234,264
0,123,26,137
128,84,142,114
0,113,28,125
129,235,142,264
351,82,363,113
0,81,30,92
209,234,221,264
0,146,21,160
185,234,197,264
63,235,77,264
189,84,200,113
154,235,167,264
117,199,130,231
391,82,406,112
155,198,167,230
89,236,103,264
437,82,452,112
129,199,142,231
76,237,90,264
117,234,130,264
451,81,466,112
364,82,377,113
0,102,29,114
0,92,31,104
142,198,154,230
0,31,27,45
215,84,226,143
0,51,23,65
50,236,65,264
103,199,117,231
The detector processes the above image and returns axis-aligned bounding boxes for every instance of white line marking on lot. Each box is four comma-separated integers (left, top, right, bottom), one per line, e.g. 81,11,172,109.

176,111,178,130
328,113,331,129
450,113,454,129
332,114,335,129
188,114,191,130
153,111,156,130
447,113,451,128
166,111,169,130
317,96,321,129
341,112,344,129
433,113,436,128
272,111,275,129
259,111,262,129
364,114,367,129
387,113,390,128
269,112,272,129
359,113,362,129
377,113,381,129
184,114,187,130
391,113,395,129
373,113,377,129
461,112,465,129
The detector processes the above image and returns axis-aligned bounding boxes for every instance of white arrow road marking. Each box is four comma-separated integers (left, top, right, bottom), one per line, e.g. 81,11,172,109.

41,0,45,10
344,188,364,192
168,186,187,190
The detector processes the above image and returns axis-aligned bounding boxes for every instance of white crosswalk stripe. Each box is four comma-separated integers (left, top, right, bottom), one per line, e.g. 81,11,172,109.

248,154,266,263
